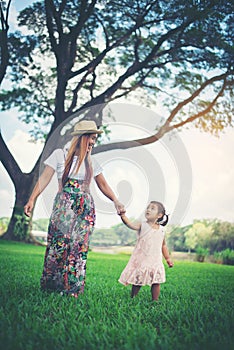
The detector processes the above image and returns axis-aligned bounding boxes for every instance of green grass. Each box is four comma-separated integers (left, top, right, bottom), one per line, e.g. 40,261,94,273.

0,241,233,350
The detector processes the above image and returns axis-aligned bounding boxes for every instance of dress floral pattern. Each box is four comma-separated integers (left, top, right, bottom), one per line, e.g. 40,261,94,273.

40,179,95,297
118,222,166,286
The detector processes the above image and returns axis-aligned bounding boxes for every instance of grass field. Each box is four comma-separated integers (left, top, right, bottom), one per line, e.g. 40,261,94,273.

0,240,233,350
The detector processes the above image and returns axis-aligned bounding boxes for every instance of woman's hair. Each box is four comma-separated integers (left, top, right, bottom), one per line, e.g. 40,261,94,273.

62,134,93,187
150,201,169,226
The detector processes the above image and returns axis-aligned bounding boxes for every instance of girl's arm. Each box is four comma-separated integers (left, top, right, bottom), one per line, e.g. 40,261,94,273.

24,165,55,217
94,173,125,215
162,239,173,267
120,214,141,231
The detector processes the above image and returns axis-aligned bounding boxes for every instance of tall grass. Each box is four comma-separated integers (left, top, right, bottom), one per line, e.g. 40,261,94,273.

0,240,233,350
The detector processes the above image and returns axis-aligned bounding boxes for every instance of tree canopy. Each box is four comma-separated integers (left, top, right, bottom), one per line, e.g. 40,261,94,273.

1,0,233,139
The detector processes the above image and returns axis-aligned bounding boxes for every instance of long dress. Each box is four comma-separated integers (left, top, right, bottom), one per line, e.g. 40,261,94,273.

118,222,166,286
40,149,102,296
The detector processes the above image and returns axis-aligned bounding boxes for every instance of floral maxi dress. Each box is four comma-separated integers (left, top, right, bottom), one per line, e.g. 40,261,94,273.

40,178,95,296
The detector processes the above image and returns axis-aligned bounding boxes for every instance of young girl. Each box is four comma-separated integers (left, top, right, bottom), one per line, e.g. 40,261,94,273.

118,201,173,301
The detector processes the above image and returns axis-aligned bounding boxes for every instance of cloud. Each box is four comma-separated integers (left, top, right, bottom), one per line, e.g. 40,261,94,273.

180,128,234,224
9,1,35,34
8,3,18,31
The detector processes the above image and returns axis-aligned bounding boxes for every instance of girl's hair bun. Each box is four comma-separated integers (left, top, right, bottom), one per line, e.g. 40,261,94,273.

157,214,169,226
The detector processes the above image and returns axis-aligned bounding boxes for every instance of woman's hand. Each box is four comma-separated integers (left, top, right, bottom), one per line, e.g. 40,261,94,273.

24,199,35,217
24,165,55,217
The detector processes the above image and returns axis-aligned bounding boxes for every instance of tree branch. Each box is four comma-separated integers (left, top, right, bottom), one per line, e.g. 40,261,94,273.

65,70,91,115
68,6,158,80
93,12,110,48
68,0,97,42
92,72,232,155
92,132,163,155
168,77,229,131
5,0,12,23
69,12,203,112
108,67,155,101
89,71,97,99
58,0,67,16
45,0,59,57
166,71,230,125
47,0,63,36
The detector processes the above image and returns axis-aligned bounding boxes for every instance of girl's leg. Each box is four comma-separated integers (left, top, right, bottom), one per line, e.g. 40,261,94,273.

131,285,141,298
151,283,160,301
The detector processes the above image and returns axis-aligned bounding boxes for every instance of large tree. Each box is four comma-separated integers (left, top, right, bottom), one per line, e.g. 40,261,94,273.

0,0,233,241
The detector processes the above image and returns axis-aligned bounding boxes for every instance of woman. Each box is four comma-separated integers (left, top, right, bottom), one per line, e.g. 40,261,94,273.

24,120,125,297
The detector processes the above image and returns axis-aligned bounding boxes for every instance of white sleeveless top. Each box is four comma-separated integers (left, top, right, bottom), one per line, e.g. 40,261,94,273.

44,148,103,181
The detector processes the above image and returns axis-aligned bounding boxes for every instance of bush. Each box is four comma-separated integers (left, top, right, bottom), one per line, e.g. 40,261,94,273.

220,249,234,265
195,247,209,262
212,252,223,264
212,249,234,265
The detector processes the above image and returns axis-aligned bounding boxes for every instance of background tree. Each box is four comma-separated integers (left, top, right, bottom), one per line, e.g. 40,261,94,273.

205,220,234,253
0,217,9,236
112,221,136,246
185,221,213,252
90,227,119,246
0,0,233,241
166,225,191,252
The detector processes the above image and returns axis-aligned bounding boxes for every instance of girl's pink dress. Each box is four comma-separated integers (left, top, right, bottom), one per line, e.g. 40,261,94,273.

118,222,166,286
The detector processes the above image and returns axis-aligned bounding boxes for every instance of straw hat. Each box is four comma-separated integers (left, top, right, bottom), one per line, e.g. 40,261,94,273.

70,120,103,136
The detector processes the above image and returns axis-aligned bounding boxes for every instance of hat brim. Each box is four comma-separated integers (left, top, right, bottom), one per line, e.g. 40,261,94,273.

70,129,103,136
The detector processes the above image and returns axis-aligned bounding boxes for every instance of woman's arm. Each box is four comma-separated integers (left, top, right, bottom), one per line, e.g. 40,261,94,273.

120,214,141,231
162,239,173,267
94,173,125,215
24,165,55,217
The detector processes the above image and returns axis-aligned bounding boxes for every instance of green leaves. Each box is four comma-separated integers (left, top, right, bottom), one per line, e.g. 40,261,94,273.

0,87,30,109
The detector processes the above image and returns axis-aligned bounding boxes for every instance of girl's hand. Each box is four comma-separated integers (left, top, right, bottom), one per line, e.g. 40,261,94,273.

166,258,173,268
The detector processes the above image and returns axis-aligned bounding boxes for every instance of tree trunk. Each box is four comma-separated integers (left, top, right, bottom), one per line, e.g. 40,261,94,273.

3,173,37,242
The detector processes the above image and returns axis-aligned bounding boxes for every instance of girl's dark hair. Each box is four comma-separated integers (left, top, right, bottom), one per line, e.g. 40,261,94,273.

150,201,169,226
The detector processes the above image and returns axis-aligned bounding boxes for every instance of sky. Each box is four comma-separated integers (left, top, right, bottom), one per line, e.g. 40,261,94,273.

0,0,234,229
